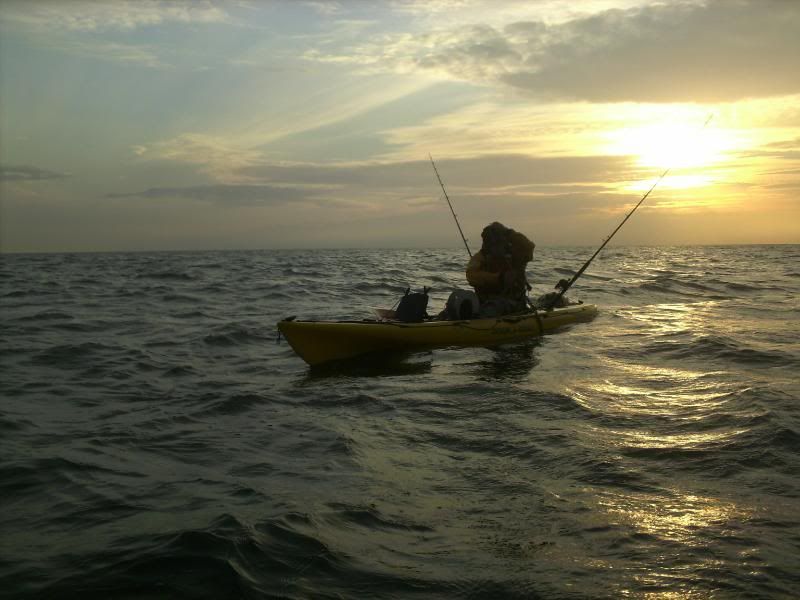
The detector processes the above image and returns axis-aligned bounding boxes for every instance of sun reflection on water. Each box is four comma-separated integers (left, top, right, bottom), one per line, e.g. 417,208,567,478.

569,361,739,414
597,488,743,544
603,426,749,450
569,353,754,454
595,487,750,599
620,302,718,336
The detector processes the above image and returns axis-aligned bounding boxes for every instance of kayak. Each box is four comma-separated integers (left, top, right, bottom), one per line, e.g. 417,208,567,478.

277,303,598,366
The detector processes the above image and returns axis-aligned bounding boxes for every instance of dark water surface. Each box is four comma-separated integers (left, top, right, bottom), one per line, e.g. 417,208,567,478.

1,246,799,599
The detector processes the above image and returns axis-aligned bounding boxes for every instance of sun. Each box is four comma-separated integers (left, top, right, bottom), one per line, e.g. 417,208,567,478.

605,121,736,170
596,111,747,196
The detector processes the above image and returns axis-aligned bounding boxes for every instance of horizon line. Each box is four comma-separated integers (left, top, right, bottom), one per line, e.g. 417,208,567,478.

2,242,799,256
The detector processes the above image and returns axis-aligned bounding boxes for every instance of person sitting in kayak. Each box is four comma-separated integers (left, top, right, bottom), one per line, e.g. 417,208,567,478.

466,222,535,316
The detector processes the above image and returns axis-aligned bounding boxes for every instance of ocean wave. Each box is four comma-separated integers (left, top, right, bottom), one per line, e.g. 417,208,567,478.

31,342,123,367
137,270,196,281
15,310,74,321
172,310,210,319
637,278,717,297
323,502,433,532
646,335,797,367
619,422,800,477
0,413,33,431
162,364,197,377
639,282,676,293
257,290,295,300
50,321,109,333
301,388,393,406
726,281,765,292
162,293,202,303
196,392,269,416
572,456,656,492
352,281,406,293
203,324,269,346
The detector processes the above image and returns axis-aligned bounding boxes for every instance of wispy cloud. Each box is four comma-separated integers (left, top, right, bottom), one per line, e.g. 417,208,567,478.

389,0,472,15
0,0,230,32
132,134,264,181
302,1,343,17
0,1,235,69
737,137,800,162
0,165,68,182
238,153,640,189
54,39,165,68
106,184,315,207
109,153,643,219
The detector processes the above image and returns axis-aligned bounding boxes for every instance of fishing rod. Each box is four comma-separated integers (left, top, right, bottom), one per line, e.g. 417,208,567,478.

430,154,472,257
543,114,714,309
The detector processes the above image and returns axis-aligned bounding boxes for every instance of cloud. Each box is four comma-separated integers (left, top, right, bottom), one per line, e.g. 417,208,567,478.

137,132,641,192
0,165,68,181
133,134,264,180
106,184,315,206
106,154,643,222
500,0,800,102
390,0,473,15
766,138,800,151
412,25,522,80
738,137,800,162
303,1,343,16
303,0,800,102
52,39,165,68
0,1,234,68
239,154,640,188
0,0,229,32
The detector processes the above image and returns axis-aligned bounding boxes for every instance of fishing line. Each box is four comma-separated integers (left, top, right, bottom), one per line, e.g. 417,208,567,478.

430,155,472,258
543,113,715,309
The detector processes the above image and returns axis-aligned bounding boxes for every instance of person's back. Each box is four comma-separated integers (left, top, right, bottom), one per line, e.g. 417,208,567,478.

466,222,535,316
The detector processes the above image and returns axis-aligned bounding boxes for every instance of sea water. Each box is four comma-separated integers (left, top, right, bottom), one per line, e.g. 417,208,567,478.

1,246,799,598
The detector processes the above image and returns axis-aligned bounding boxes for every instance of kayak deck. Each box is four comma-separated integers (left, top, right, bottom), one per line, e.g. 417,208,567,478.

278,303,597,366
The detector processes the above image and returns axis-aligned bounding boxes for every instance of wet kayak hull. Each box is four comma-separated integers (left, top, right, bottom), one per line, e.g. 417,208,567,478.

277,304,598,366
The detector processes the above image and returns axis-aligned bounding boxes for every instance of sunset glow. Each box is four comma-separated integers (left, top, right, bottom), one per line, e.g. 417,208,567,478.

605,122,739,170
1,0,798,251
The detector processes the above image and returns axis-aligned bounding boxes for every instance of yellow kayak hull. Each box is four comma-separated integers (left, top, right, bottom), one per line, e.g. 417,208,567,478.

278,304,598,366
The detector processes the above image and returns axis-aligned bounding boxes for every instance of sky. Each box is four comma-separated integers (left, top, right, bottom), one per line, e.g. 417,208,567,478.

1,0,799,252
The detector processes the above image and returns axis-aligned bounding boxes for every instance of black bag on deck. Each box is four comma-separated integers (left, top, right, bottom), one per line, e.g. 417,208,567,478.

395,287,429,322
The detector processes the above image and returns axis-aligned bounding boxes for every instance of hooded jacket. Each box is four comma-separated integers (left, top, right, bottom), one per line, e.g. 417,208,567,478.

466,228,535,302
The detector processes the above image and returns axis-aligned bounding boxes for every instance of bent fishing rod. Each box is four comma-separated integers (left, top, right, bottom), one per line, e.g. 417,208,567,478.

544,114,714,309
430,154,472,257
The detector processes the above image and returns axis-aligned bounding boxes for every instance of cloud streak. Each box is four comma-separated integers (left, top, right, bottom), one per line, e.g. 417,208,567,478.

0,165,68,182
0,0,229,32
105,154,643,217
106,184,315,207
53,39,165,68
239,154,640,188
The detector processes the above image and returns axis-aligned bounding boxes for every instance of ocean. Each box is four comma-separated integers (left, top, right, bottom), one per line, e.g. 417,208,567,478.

1,246,799,599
